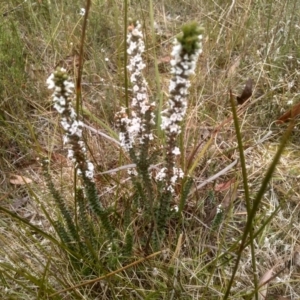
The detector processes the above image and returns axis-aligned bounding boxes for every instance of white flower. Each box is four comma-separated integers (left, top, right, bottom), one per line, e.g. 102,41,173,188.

172,205,179,212
53,102,65,114
128,168,138,176
53,95,66,107
167,185,175,193
85,162,94,179
156,168,167,181
63,135,69,145
172,147,181,155
46,68,95,182
79,8,86,16
152,268,159,277
216,204,223,214
46,74,55,89
118,21,154,151
64,80,74,94
61,118,70,131
68,149,74,160
69,120,83,137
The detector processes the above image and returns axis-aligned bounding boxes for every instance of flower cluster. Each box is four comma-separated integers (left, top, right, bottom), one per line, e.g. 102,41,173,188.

115,107,134,152
156,167,184,193
115,21,203,194
116,21,155,155
158,23,203,192
47,68,94,180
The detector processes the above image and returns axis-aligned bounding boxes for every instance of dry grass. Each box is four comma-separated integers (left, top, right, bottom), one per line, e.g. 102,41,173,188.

1,0,300,299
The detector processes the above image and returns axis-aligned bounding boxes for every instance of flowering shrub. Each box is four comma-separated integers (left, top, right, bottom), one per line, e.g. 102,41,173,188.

46,21,203,259
116,21,203,246
116,21,203,193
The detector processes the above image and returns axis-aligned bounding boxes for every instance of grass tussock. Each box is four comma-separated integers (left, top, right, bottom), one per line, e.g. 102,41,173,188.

1,0,300,299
